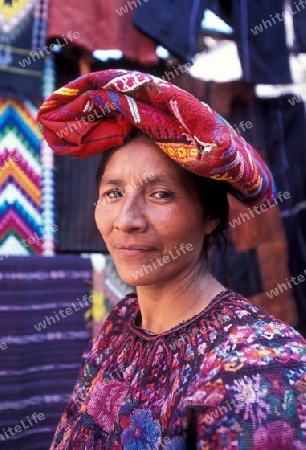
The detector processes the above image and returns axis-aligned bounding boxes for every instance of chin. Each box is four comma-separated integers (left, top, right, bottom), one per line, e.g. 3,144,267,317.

116,266,160,287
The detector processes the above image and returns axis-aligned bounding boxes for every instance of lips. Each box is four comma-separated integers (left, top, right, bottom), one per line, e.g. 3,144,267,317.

115,244,157,250
113,244,158,257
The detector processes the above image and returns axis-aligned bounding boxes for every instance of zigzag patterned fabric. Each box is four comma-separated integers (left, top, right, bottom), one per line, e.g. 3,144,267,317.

0,99,42,257
37,69,276,207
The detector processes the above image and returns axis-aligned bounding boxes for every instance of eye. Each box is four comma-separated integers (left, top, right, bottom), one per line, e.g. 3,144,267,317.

102,188,124,199
152,191,172,200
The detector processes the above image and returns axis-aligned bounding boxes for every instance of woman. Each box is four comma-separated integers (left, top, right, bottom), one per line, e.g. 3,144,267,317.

38,70,306,449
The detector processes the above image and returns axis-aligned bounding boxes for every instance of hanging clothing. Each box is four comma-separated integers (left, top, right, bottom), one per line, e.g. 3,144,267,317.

49,290,306,449
232,0,292,84
132,0,208,63
291,0,306,52
256,95,306,336
47,0,158,65
0,0,48,100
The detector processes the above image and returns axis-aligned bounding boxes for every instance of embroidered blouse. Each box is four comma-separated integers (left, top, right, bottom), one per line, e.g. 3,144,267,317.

50,290,306,449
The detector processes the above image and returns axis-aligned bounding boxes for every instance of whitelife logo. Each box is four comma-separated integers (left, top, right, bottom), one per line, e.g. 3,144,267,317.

116,0,149,16
266,269,306,299
56,100,119,140
228,191,290,228
287,91,306,106
250,1,305,35
0,341,7,351
18,31,81,68
0,413,45,442
201,399,239,425
131,243,194,280
34,295,93,332
0,225,58,261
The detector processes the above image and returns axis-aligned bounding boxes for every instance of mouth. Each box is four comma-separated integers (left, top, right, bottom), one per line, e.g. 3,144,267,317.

113,244,158,257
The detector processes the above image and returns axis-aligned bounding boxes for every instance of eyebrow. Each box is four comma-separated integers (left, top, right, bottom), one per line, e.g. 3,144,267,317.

100,174,180,186
150,175,178,183
100,179,123,186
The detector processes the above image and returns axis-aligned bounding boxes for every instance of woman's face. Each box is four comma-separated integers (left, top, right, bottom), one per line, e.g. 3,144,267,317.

95,135,217,286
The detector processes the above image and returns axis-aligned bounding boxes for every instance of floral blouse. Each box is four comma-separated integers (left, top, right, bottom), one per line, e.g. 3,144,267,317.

50,290,306,449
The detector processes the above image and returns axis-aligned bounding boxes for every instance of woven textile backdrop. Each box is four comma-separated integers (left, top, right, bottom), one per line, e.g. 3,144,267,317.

0,99,43,256
0,255,91,450
0,0,48,100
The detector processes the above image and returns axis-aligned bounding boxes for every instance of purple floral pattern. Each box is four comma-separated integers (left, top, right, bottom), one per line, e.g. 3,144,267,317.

49,291,306,449
252,421,303,450
87,380,128,432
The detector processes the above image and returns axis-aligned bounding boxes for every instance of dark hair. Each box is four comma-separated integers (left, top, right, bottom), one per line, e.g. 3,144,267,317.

95,135,229,268
193,175,229,269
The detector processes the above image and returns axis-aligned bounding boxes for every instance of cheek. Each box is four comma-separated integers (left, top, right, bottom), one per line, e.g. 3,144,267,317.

94,207,109,239
163,208,204,238
94,207,100,229
155,210,205,257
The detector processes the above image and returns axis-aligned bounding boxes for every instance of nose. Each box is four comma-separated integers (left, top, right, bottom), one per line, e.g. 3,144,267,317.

114,192,147,233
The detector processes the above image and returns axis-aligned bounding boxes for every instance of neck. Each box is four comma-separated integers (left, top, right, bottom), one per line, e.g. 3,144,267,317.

135,269,225,334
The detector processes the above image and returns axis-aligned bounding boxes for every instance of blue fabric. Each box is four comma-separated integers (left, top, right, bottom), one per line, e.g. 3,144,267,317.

232,0,291,84
257,96,306,335
132,0,208,63
291,0,306,52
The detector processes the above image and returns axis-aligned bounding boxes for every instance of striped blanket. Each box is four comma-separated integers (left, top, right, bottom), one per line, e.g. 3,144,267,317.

0,255,92,450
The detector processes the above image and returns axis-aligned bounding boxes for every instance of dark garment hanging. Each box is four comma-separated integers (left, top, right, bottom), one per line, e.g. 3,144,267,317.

0,1,47,101
291,0,306,52
213,242,263,300
256,96,306,335
207,0,234,28
132,0,208,63
232,0,292,84
207,89,300,330
257,96,306,209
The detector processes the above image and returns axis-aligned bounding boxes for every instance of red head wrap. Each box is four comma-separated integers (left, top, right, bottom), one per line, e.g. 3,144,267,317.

37,69,276,206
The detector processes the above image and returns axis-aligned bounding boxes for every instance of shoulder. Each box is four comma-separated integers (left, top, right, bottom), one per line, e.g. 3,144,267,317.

196,290,306,375
187,292,306,443
210,290,305,344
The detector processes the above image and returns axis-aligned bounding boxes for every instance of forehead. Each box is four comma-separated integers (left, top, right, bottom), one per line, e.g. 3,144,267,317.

102,135,186,180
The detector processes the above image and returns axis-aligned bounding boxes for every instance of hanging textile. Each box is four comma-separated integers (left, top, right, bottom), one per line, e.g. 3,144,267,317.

132,0,208,63
0,255,91,450
54,153,107,253
256,95,306,336
47,0,158,65
291,0,306,52
0,0,51,255
0,99,43,257
40,54,56,255
232,0,292,84
0,0,49,101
